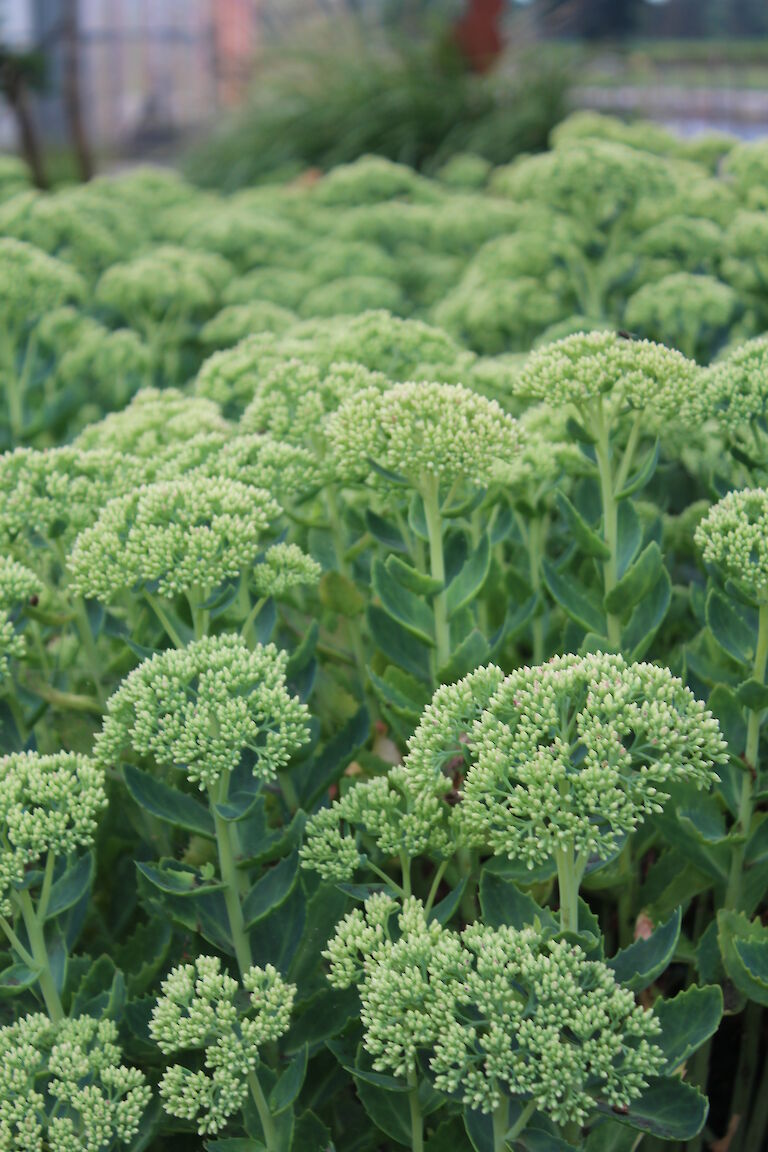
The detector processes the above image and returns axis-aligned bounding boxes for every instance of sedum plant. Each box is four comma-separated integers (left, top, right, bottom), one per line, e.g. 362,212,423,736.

518,331,702,655
4,114,768,1152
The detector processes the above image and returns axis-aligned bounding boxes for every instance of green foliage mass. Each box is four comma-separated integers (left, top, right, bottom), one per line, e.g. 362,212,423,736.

3,111,768,1152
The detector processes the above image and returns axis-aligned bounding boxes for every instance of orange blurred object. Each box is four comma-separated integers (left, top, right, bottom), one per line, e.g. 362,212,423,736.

453,0,505,74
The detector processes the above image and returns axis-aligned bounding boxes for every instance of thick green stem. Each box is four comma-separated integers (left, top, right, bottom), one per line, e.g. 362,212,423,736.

424,861,448,918
422,476,449,677
324,483,368,690
726,600,768,909
73,597,107,706
248,1068,279,1152
555,845,580,934
241,596,267,649
492,1096,511,1152
209,783,253,976
145,592,185,649
592,400,621,649
15,889,63,1021
505,1099,537,1144
407,1068,424,1152
528,515,545,664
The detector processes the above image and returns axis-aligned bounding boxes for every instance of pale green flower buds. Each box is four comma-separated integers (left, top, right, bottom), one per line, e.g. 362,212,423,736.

96,634,310,790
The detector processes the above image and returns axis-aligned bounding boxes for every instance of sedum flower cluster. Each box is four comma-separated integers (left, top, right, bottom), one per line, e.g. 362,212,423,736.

96,634,310,790
699,335,768,432
0,557,41,684
68,476,279,602
242,360,389,453
0,446,146,555
325,896,663,1123
695,488,768,602
75,387,229,461
251,542,322,598
151,955,295,1135
0,751,106,916
0,237,84,331
95,244,231,325
518,330,702,419
327,380,522,490
431,923,663,1122
463,652,726,868
0,1012,151,1151
0,1013,149,1152
301,666,504,880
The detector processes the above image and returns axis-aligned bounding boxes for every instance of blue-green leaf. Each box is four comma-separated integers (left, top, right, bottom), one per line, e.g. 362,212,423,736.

45,853,94,920
242,853,300,928
706,588,754,666
269,1046,307,1115
542,560,606,637
556,491,610,560
372,557,434,644
445,535,492,619
607,907,681,991
123,763,215,838
654,985,723,1074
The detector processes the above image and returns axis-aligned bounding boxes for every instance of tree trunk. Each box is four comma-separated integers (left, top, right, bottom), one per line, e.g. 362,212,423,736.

62,0,94,181
7,79,48,189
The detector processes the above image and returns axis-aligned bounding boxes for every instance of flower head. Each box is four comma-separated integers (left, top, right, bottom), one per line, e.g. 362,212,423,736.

96,634,309,790
0,238,84,331
0,751,106,916
0,446,146,556
68,476,279,602
301,666,505,881
152,955,295,1135
324,896,465,1078
695,488,768,602
242,359,389,451
0,558,41,684
518,330,703,416
0,1012,150,1151
461,653,726,868
75,387,229,460
328,380,521,491
96,244,231,324
700,335,768,432
431,924,663,1122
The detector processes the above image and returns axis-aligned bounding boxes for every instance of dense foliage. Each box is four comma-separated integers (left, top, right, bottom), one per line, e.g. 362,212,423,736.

2,112,768,1152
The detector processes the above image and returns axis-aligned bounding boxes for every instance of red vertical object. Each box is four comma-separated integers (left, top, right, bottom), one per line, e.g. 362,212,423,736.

453,0,505,73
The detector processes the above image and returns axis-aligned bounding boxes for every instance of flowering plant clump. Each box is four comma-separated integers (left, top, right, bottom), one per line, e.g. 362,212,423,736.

3,113,768,1152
